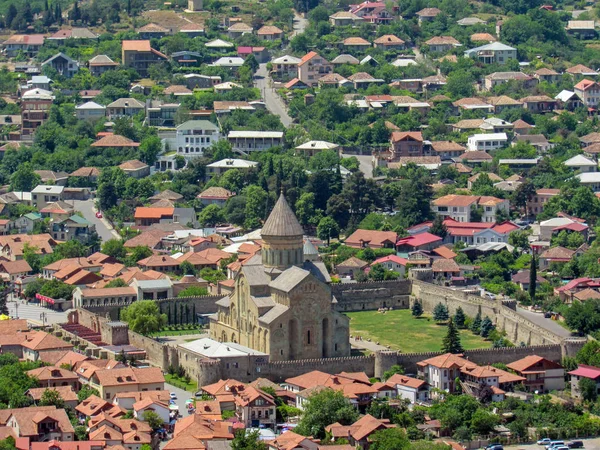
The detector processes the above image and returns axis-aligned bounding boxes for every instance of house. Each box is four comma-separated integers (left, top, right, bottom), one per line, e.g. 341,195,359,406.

88,55,118,77
174,120,220,159
92,135,140,150
425,36,461,53
73,287,138,308
75,102,106,121
343,37,371,51
574,79,600,107
121,40,168,77
295,140,339,157
2,35,44,57
13,212,42,234
539,246,576,270
513,119,535,135
3,406,74,441
432,258,461,279
513,134,553,153
506,355,564,393
512,270,547,291
119,160,150,179
27,386,79,409
416,7,441,23
32,185,64,210
390,131,423,158
527,189,559,215
374,35,405,50
452,97,493,113
34,170,69,186
350,1,393,23
567,20,597,39
145,100,180,127
163,85,193,97
458,17,486,26
0,260,31,282
467,172,502,189
197,187,234,207
396,233,442,253
555,90,584,111
212,57,245,71
569,365,600,399
385,374,429,403
564,154,597,172
22,331,73,361
326,415,396,448
432,195,509,223
51,215,95,243
113,391,171,410
271,55,300,80
134,207,196,227
106,98,145,119
89,367,165,401
484,72,535,91
329,11,363,26
345,229,397,249
227,131,284,154
265,431,319,450
42,53,79,78
206,159,258,178
227,22,253,39
297,52,333,87
576,172,600,191
520,95,557,112
257,25,284,40
205,38,234,52
534,67,560,83
133,398,170,424
21,88,54,140
370,255,408,276
430,141,465,160
27,366,80,391
464,42,517,64
467,133,508,151
336,256,368,277
471,32,496,43
0,234,55,261
567,64,599,78
183,73,222,89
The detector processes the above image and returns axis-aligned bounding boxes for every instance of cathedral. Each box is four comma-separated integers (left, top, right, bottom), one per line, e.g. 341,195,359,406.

209,193,350,361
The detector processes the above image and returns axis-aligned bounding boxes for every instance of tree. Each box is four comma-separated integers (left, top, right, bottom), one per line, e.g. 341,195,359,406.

432,302,449,323
231,429,266,450
382,364,404,381
39,389,64,408
242,54,259,74
369,264,386,281
199,204,224,226
104,279,128,288
411,300,423,318
243,186,268,229
370,428,410,450
180,261,196,276
471,311,482,334
429,216,447,239
178,286,209,297
97,181,118,211
529,255,538,301
101,239,126,259
470,409,499,435
295,389,359,439
139,136,162,166
446,71,475,98
454,307,466,329
77,385,99,402
317,217,339,245
579,377,598,402
479,316,495,338
120,301,167,335
442,318,464,354
142,410,164,430
10,163,40,192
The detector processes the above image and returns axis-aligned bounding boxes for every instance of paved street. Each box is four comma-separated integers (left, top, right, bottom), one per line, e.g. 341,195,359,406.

515,306,573,338
7,300,67,326
255,64,293,128
506,438,600,450
72,199,120,243
165,382,195,415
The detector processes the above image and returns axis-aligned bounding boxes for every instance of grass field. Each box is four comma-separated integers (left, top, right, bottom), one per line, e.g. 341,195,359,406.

149,328,205,337
165,374,198,392
346,310,492,353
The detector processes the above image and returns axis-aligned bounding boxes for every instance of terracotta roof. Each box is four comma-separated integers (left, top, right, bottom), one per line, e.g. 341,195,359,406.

70,167,100,177
433,194,479,207
471,32,496,42
343,37,370,46
391,131,423,142
337,256,369,269
513,119,534,128
27,366,78,382
257,25,283,35
347,72,375,81
417,7,441,16
22,331,73,351
386,374,426,389
374,34,405,45
198,187,234,200
5,406,74,437
431,141,465,152
345,229,397,247
458,151,493,161
319,73,346,83
138,254,180,268
433,246,457,259
138,23,169,33
163,85,192,95
540,246,575,260
0,259,31,275
453,118,484,129
507,355,563,373
122,40,151,51
574,288,600,301
426,36,460,45
91,135,140,147
27,386,78,402
124,229,169,248
93,367,164,387
566,64,597,74
431,258,460,273
134,207,174,220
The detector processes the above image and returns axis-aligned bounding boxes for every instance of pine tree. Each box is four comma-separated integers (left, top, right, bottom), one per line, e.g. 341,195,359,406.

411,299,423,318
432,302,449,323
471,311,482,334
430,215,448,239
442,317,464,354
480,316,495,338
454,307,466,329
6,4,17,28
529,255,537,301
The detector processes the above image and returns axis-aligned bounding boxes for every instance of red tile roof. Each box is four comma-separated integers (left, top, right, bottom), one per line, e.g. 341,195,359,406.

569,364,600,380
396,232,442,248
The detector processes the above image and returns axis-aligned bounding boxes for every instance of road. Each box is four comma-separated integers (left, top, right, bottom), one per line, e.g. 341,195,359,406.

72,199,120,243
516,306,573,338
255,63,293,128
7,300,67,326
506,438,600,450
291,11,307,37
165,382,195,415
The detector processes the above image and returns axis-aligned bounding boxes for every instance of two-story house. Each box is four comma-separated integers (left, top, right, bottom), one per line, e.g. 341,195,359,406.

89,367,165,401
574,79,600,107
106,98,145,119
464,42,517,64
569,365,600,399
227,130,284,153
390,131,424,158
174,120,221,159
506,355,565,393
2,35,44,57
21,88,54,140
32,185,64,210
51,215,95,243
42,52,79,78
5,406,74,441
297,52,333,87
121,40,168,77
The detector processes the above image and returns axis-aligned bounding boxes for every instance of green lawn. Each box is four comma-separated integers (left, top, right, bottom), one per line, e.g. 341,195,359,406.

165,374,198,392
149,328,205,337
346,310,492,353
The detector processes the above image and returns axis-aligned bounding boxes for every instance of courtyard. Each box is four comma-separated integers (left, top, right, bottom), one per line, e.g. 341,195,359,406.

346,309,492,353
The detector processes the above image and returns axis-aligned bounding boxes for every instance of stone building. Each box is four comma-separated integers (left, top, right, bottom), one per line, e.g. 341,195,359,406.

209,193,350,361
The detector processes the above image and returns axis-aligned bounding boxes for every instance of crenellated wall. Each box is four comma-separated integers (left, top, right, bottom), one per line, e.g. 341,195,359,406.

331,279,412,312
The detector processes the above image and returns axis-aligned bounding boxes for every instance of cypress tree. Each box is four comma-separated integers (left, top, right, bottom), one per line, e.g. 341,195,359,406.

411,299,423,318
180,303,184,325
167,303,172,324
454,307,466,329
442,317,464,354
529,255,537,302
173,302,177,324
471,311,482,334
480,316,495,338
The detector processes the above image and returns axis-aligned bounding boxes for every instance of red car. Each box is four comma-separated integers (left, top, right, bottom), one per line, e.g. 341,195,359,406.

95,211,103,219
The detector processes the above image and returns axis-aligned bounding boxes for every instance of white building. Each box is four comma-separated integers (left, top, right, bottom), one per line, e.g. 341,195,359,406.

174,120,221,159
576,172,600,191
564,154,597,172
467,133,508,151
206,158,258,178
227,131,284,154
75,101,106,121
32,185,64,209
386,374,429,403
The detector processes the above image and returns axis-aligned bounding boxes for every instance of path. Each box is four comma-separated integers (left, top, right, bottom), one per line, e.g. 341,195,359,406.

350,336,388,352
291,11,308,37
155,332,208,347
7,300,67,326
515,306,573,339
72,199,120,243
255,63,293,128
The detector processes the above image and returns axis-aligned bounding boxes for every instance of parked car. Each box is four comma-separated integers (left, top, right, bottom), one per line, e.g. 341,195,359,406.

486,445,503,450
546,442,565,450
538,439,552,446
568,442,584,449
95,211,103,218
170,392,177,400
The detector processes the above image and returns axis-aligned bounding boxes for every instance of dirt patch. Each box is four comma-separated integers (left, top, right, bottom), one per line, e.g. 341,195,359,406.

143,10,206,30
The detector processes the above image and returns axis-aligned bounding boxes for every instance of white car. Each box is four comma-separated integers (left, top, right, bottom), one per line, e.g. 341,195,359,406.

538,439,551,446
170,392,177,400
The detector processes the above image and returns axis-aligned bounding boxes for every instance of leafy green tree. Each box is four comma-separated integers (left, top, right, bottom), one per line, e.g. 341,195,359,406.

199,204,224,226
77,385,99,402
125,246,153,266
39,389,64,408
411,300,423,318
295,389,359,439
97,181,118,211
470,409,499,435
470,311,482,334
479,316,495,338
180,261,196,276
231,429,266,450
139,136,162,166
178,286,209,297
433,302,449,323
317,217,339,245
429,216,447,239
382,364,404,381
101,239,126,259
369,428,410,450
142,410,164,430
243,186,268,229
104,279,128,288
120,301,167,335
10,163,40,192
454,307,466,329
442,318,464,354
579,377,598,402
369,264,386,281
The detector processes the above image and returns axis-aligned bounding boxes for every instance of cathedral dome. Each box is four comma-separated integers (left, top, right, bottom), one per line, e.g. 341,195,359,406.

261,193,304,237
